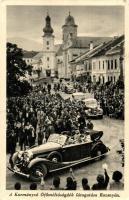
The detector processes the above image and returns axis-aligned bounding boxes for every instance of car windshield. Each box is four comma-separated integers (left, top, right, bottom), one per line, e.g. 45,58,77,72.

85,99,97,107
73,93,85,100
47,134,67,145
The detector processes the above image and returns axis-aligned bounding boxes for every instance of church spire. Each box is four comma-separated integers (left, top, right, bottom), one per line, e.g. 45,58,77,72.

43,13,54,36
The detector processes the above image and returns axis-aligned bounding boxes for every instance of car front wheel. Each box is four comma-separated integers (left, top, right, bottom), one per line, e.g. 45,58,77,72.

48,153,62,163
29,163,47,182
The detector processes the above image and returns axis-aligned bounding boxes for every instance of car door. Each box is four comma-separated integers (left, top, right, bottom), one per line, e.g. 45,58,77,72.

62,143,81,162
80,141,92,159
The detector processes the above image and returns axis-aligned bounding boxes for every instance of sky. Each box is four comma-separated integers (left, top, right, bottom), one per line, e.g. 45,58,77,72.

7,6,124,51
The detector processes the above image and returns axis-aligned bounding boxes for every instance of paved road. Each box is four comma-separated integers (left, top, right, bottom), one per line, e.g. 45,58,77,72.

6,116,124,190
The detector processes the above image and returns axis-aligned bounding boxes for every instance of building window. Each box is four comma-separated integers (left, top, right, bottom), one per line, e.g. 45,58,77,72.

115,59,117,69
48,66,49,68
108,76,109,82
99,61,101,70
103,76,105,84
73,54,78,57
108,60,110,70
110,76,113,82
114,76,116,83
89,63,91,70
103,61,104,69
47,57,49,61
111,60,113,70
98,76,101,83
47,47,49,50
47,41,49,45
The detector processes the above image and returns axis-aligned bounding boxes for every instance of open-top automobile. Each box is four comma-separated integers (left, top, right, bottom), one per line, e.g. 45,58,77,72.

8,130,109,181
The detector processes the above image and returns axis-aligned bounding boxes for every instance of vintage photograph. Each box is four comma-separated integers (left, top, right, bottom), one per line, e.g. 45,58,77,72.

6,5,124,190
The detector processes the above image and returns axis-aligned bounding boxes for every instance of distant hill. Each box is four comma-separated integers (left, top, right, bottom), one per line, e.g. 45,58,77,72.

7,37,42,51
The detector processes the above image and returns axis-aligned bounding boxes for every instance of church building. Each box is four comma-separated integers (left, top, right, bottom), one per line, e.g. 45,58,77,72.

23,12,112,80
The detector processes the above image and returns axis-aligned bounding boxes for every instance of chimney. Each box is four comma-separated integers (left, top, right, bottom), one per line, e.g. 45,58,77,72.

90,41,93,50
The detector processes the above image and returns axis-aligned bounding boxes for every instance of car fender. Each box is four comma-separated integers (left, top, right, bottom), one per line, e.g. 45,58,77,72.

27,157,48,169
91,141,106,153
12,152,18,164
47,151,62,162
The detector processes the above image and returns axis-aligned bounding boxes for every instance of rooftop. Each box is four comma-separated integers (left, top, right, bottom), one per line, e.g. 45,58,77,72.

70,36,112,48
23,51,38,58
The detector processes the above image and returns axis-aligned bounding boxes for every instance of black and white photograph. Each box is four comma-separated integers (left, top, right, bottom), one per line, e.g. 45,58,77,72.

3,1,127,193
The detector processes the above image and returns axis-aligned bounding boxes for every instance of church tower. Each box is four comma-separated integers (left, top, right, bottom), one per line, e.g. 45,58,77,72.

62,12,78,43
42,13,55,77
62,13,78,78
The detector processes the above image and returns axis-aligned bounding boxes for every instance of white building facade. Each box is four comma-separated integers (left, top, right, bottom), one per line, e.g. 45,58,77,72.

41,14,56,77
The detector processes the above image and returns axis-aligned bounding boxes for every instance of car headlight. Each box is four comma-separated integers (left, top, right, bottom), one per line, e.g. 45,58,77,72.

27,151,33,159
23,151,33,162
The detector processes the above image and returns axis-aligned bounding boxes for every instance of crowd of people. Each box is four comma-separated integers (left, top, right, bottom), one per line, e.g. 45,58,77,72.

6,80,124,191
7,83,94,154
14,167,124,190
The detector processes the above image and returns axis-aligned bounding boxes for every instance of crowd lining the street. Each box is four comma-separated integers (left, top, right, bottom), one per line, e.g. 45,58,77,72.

14,168,124,190
7,83,94,154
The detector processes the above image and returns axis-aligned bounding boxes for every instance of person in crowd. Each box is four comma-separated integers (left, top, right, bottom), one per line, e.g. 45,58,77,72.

109,171,124,190
30,183,37,190
65,168,77,190
50,176,63,190
92,168,109,190
19,123,26,150
78,112,86,133
37,126,44,145
47,83,51,93
14,182,21,190
9,130,17,168
87,119,94,130
8,129,17,155
30,113,37,131
25,122,31,147
28,125,36,147
81,178,90,190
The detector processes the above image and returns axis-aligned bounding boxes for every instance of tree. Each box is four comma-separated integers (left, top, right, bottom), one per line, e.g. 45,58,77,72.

7,42,32,97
